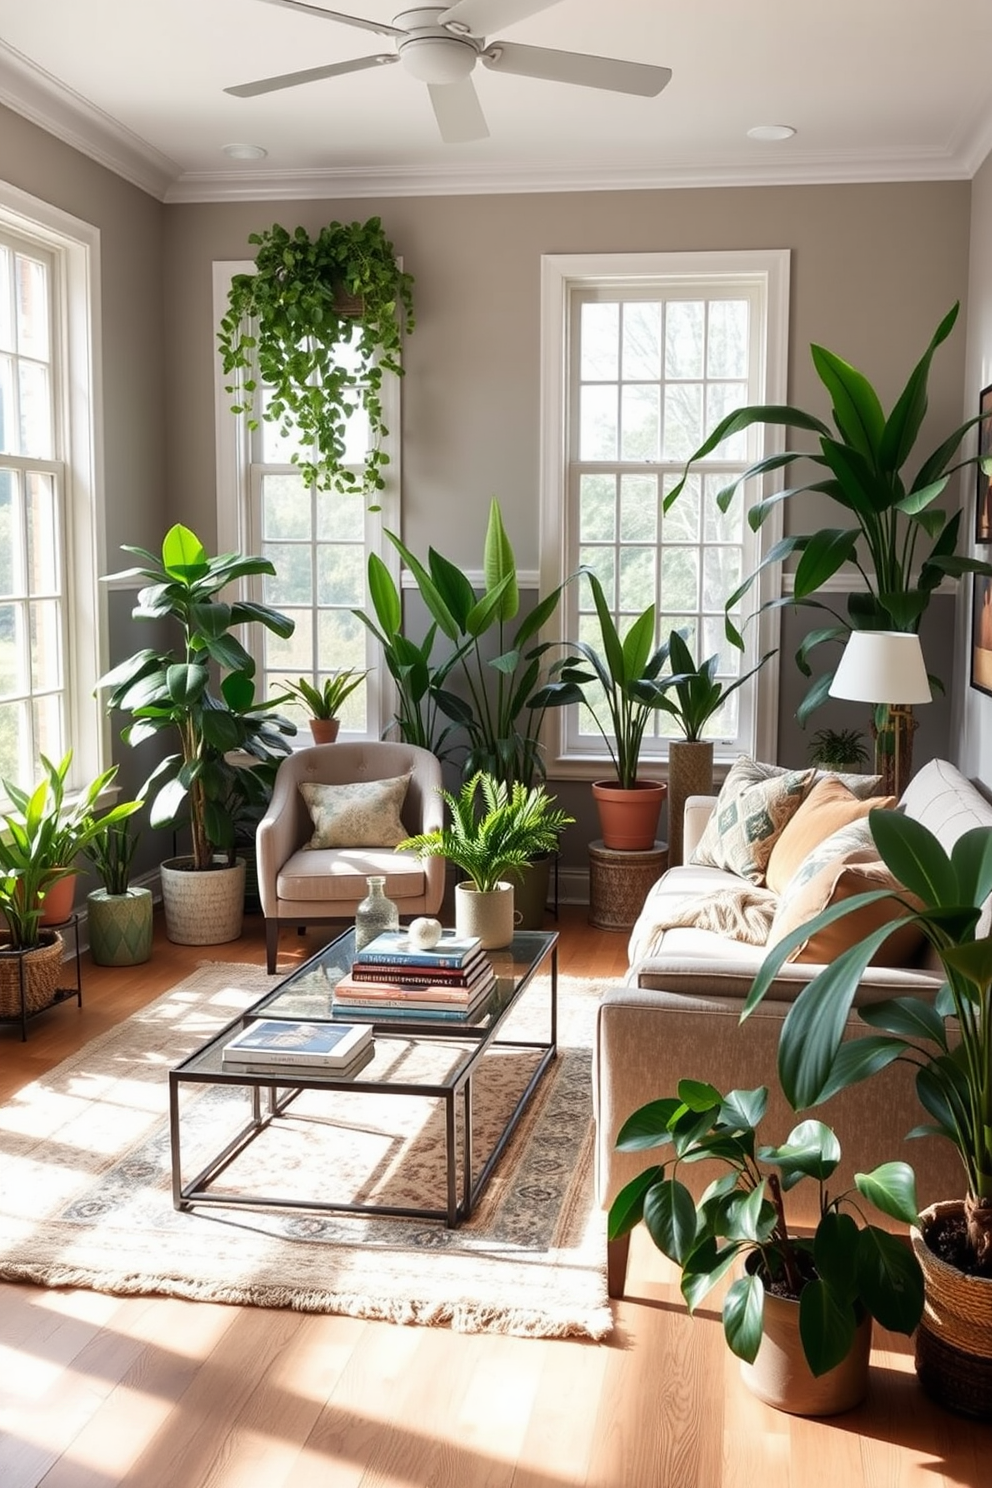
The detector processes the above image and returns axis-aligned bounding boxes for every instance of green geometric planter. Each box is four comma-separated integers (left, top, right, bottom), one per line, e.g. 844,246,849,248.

86,887,154,966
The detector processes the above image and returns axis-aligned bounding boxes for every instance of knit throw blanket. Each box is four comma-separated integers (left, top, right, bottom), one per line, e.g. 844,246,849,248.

652,885,778,946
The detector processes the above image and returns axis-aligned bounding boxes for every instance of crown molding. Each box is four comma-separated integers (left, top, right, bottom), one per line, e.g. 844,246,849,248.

0,41,177,200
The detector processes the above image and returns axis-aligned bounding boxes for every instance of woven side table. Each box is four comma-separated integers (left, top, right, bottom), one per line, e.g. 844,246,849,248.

588,840,668,932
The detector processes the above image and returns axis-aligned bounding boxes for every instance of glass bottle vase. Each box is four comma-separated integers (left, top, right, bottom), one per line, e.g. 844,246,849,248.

354,875,399,951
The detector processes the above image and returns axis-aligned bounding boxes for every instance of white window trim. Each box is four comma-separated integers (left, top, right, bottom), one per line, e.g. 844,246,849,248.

212,260,402,742
539,249,790,779
0,179,107,799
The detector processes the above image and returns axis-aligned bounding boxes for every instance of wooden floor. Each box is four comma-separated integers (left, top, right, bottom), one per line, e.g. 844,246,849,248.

0,909,986,1487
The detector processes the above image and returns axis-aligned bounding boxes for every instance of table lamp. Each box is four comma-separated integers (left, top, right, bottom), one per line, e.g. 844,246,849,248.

828,630,931,797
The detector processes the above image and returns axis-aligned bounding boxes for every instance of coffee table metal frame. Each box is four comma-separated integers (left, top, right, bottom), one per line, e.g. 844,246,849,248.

169,929,558,1228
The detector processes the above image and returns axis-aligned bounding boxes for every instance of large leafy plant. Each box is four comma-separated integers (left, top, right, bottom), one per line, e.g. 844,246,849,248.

666,302,992,721
399,772,574,894
745,808,992,1273
99,525,296,873
218,218,414,503
357,499,573,787
608,1081,924,1376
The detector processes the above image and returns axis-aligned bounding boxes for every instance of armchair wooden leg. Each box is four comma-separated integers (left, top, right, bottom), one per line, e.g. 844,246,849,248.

607,1233,630,1299
265,919,280,974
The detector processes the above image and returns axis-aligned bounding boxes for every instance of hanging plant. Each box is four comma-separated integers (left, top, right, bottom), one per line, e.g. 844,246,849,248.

217,217,415,505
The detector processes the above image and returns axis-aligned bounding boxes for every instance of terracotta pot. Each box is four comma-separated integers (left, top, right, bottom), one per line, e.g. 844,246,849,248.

591,779,666,852
667,740,714,868
740,1278,872,1416
309,718,340,745
912,1200,992,1419
160,857,245,946
87,887,153,967
453,881,518,949
39,872,77,927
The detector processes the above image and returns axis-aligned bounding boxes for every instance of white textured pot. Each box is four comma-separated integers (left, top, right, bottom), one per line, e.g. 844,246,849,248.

454,881,517,949
160,857,245,946
740,1289,872,1417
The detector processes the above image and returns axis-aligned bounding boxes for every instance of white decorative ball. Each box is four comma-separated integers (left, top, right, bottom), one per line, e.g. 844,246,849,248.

408,916,442,950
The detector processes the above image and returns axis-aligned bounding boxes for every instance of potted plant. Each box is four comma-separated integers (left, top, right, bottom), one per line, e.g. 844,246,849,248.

665,302,992,781
398,772,574,949
83,818,153,967
99,524,297,946
218,217,414,505
608,1080,923,1416
807,726,871,772
531,571,685,851
655,629,774,866
282,668,369,745
744,808,992,1416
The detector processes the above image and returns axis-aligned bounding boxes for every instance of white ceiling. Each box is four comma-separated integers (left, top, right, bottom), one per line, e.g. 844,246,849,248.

1,0,992,203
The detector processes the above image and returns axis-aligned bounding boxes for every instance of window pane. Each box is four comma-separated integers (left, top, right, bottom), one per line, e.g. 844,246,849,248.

618,547,656,612
32,690,62,767
0,699,25,781
578,545,615,604
579,384,618,460
620,385,660,461
665,301,705,378
19,360,52,458
703,474,742,543
703,546,742,610
0,248,12,353
265,619,312,674
263,542,312,606
579,474,616,540
662,382,703,461
316,544,363,606
619,474,658,543
661,548,699,611
703,615,740,675
0,355,14,455
26,472,57,593
622,302,661,380
16,254,49,362
317,608,364,663
260,386,306,465
30,599,61,690
707,300,749,378
0,601,25,692
0,468,17,594
662,472,700,542
580,301,618,380
262,473,311,539
317,488,364,541
705,381,748,459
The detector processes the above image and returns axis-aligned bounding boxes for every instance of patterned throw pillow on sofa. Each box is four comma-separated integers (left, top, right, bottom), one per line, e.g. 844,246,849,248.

689,756,816,884
299,773,411,849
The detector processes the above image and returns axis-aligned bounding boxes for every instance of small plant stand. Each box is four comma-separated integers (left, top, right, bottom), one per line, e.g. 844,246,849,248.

0,914,83,1041
588,840,668,932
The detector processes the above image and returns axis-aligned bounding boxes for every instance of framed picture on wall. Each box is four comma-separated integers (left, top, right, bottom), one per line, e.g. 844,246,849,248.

971,572,992,696
976,382,992,542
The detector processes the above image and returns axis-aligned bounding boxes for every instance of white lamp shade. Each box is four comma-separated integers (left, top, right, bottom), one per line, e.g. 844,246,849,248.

829,630,932,705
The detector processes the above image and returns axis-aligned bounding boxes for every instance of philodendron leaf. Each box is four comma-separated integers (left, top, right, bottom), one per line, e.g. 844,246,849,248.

643,1177,699,1265
607,1165,663,1240
718,1086,768,1131
867,809,957,908
723,1272,765,1364
812,1210,859,1302
799,1279,856,1377
678,1079,723,1112
760,1120,841,1186
854,1226,925,1334
854,1161,920,1226
857,996,949,1048
615,1098,683,1151
950,826,992,914
681,1238,741,1311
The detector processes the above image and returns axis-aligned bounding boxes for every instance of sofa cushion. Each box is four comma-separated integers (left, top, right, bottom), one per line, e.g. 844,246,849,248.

765,775,896,895
768,846,924,965
689,756,815,883
277,846,426,902
299,773,411,849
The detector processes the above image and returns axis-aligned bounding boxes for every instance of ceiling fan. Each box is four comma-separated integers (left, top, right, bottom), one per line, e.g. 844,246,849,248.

226,0,672,144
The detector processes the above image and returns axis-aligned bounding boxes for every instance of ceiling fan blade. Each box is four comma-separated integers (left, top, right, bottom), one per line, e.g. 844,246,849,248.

254,0,405,38
226,53,397,99
438,0,563,36
428,79,489,143
482,42,671,97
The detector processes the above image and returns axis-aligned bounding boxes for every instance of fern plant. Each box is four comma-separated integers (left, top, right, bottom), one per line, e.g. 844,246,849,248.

282,669,369,720
398,773,574,894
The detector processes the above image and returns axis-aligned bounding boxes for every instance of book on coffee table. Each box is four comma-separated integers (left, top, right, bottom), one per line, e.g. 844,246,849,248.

354,929,482,969
221,1017,372,1069
222,1042,376,1081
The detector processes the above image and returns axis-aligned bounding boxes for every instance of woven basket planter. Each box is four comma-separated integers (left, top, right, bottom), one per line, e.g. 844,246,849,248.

0,931,65,1017
667,740,714,868
912,1200,992,1419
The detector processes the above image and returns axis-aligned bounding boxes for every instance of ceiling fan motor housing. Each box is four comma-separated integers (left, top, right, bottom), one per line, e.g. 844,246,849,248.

394,8,482,84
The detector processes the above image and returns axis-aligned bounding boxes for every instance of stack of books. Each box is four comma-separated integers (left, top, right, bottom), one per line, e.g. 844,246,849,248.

221,1017,374,1078
332,929,496,1020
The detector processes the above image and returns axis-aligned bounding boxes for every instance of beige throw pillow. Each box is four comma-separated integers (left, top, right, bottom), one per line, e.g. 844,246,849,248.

764,775,896,896
689,756,816,884
299,774,411,849
767,847,924,966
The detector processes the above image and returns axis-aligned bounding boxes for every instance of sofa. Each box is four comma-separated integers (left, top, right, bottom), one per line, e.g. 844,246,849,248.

594,757,992,1297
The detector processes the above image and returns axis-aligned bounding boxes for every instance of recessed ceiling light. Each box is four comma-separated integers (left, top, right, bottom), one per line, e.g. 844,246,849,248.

746,124,797,143
222,143,268,161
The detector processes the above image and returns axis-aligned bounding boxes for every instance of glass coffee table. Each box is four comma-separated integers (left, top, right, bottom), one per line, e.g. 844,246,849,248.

169,927,558,1228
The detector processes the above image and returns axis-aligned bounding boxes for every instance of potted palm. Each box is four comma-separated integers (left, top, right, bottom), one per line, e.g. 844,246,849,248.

665,302,992,782
84,818,153,967
744,808,992,1417
608,1080,923,1415
99,524,297,946
398,772,574,949
282,668,369,744
656,630,774,866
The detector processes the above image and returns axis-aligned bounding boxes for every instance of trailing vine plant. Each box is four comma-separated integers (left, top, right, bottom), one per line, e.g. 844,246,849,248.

218,217,415,505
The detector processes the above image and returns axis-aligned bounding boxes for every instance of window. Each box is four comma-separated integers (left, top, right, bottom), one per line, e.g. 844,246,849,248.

213,264,400,741
540,251,789,775
0,184,102,804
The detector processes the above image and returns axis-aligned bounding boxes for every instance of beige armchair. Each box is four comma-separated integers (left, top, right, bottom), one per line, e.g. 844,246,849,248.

256,742,445,973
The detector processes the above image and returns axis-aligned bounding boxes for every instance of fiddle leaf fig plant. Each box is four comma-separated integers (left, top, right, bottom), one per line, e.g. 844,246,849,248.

218,217,414,504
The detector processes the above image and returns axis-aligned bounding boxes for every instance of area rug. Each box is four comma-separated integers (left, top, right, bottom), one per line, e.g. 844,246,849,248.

0,963,612,1340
